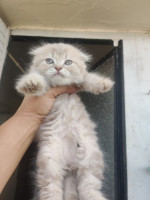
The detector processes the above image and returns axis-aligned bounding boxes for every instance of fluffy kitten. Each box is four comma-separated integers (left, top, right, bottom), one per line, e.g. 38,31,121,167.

16,43,114,200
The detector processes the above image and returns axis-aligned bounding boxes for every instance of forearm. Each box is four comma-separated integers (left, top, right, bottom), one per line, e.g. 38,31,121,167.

0,86,76,193
0,113,40,193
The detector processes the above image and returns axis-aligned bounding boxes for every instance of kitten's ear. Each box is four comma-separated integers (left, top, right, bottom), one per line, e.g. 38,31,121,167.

80,51,92,63
29,45,45,56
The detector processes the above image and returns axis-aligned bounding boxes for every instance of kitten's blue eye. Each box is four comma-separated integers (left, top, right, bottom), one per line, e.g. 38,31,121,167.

46,58,54,64
65,60,72,66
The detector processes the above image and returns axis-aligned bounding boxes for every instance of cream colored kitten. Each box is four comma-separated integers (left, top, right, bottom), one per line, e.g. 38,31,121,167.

16,43,114,200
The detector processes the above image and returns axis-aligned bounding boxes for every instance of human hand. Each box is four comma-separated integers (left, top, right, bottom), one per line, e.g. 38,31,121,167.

0,86,77,192
16,86,77,123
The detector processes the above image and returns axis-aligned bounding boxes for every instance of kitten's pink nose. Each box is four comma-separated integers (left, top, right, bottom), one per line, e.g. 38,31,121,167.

55,67,62,72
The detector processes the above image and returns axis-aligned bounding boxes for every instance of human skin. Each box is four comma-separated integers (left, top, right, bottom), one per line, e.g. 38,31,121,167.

0,86,76,193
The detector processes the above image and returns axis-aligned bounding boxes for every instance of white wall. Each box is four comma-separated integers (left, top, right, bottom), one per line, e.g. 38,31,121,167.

0,19,9,77
124,35,150,200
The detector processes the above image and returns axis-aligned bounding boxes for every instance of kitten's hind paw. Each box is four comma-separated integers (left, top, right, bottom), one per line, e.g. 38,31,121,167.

16,73,47,96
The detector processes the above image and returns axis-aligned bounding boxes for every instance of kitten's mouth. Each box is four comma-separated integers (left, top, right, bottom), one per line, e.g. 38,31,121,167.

54,72,63,77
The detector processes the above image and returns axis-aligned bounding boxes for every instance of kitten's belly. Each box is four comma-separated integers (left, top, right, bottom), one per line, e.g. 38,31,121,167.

38,93,94,167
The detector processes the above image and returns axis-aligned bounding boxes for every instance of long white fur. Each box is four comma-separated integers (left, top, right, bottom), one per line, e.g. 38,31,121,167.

16,43,114,200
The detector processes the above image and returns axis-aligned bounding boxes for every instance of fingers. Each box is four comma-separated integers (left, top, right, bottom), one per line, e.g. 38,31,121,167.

46,86,77,99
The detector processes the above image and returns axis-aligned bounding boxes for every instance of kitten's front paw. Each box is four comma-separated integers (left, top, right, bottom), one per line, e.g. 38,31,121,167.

94,78,114,94
16,73,47,96
102,78,114,93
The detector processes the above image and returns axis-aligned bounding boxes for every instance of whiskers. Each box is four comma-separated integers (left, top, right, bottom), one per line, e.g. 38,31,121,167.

46,68,56,76
46,68,70,78
59,69,70,77
46,68,72,86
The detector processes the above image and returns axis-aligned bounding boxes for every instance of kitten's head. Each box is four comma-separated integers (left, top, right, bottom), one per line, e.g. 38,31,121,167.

30,43,91,87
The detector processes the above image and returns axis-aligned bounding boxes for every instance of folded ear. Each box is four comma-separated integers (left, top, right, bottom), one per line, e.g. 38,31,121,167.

29,45,46,56
80,51,92,63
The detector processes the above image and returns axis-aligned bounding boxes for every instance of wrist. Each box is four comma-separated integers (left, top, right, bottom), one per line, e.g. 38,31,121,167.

14,111,43,130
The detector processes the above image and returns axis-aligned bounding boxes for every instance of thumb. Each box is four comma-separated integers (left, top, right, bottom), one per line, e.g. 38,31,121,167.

46,86,77,99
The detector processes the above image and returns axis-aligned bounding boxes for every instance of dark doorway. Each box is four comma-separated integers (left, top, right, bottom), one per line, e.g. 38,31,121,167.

0,36,126,200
